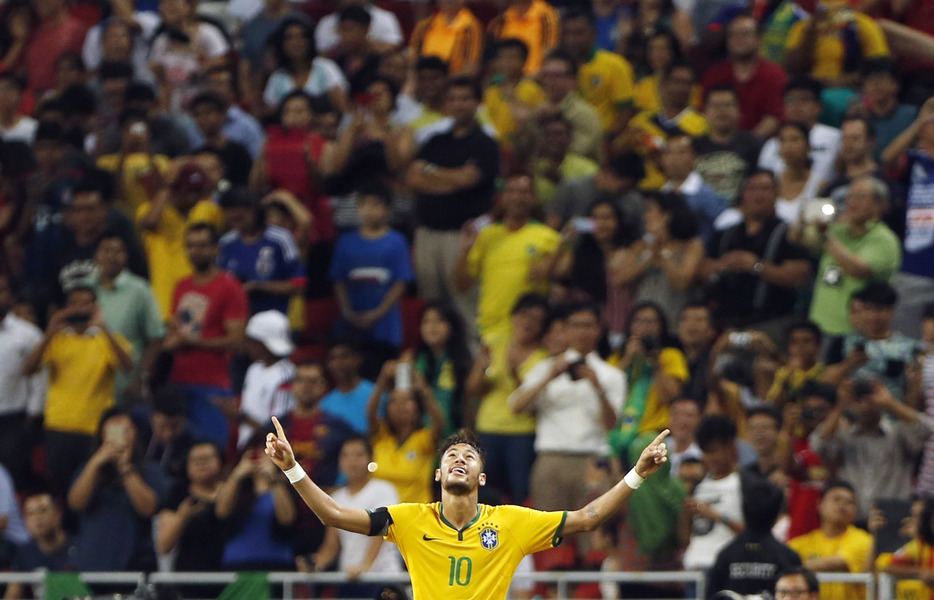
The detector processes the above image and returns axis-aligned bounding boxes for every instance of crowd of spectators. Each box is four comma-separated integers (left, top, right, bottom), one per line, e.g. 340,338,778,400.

3,0,934,597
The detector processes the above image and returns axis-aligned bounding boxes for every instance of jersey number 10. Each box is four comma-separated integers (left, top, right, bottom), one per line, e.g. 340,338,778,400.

447,556,473,586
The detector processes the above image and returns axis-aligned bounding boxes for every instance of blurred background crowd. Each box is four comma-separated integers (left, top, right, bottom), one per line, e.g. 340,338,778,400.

2,0,934,596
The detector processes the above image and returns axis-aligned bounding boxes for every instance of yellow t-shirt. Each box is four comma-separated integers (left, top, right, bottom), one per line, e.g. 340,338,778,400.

621,108,709,189
97,153,171,219
482,79,547,149
877,543,934,600
385,502,566,600
487,0,560,74
787,525,873,600
136,200,225,319
578,49,635,132
467,222,561,340
410,9,484,74
639,347,689,433
766,363,824,403
371,423,436,504
43,329,134,435
785,11,890,81
475,333,547,435
632,75,702,114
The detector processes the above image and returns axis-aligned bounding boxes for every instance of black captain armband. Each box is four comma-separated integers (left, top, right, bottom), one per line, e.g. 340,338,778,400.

367,506,393,536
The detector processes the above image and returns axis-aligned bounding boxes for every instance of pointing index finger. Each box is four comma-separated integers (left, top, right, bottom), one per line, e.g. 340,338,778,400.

651,429,670,447
272,416,286,440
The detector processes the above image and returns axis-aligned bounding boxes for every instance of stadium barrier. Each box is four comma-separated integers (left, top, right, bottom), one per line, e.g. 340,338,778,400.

0,569,881,600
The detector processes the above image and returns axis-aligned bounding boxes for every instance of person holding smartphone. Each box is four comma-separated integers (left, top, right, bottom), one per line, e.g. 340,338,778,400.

22,286,134,498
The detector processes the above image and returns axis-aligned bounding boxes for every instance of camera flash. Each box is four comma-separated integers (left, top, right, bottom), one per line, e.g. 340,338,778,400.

367,462,378,473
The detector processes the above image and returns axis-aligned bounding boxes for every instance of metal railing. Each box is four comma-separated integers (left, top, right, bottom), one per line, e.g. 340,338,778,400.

0,569,885,600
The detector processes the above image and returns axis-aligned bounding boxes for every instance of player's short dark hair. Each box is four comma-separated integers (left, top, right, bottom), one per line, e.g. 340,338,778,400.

776,567,819,593
338,4,371,26
852,281,898,307
186,221,220,245
495,38,529,61
820,479,856,500
341,433,374,458
742,475,784,532
695,415,736,451
438,428,486,468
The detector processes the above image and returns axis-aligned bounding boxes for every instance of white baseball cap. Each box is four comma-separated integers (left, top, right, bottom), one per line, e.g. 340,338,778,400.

246,310,295,357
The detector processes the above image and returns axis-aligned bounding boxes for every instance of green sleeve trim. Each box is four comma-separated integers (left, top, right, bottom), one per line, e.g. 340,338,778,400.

614,99,634,109
553,511,568,547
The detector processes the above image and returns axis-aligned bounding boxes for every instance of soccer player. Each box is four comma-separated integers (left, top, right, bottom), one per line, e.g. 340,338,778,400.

266,417,669,599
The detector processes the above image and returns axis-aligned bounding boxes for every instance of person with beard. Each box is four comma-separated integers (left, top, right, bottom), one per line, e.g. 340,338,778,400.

163,223,247,449
265,417,670,600
702,15,788,140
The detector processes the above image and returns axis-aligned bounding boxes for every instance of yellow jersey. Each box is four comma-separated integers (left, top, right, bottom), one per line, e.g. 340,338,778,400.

43,329,134,435
578,48,635,132
384,502,566,600
410,9,484,75
97,153,171,219
482,78,547,149
475,332,546,435
785,11,889,81
787,525,873,600
136,199,225,319
487,0,560,74
467,221,561,340
371,422,436,504
619,108,709,189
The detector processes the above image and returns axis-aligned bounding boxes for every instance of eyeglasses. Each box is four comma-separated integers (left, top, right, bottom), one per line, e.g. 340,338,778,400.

775,589,811,599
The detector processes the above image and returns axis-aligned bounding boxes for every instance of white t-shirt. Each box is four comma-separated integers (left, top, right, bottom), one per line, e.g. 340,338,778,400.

82,11,161,84
330,479,404,573
758,123,841,190
776,169,825,224
238,358,296,448
149,22,229,111
0,116,38,145
262,57,348,108
682,471,743,570
314,5,402,53
510,350,626,455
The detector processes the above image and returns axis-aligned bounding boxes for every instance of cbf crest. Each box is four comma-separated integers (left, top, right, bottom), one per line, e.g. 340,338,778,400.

479,527,499,550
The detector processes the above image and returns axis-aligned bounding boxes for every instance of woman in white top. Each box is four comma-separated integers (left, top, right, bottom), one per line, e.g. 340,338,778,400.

263,16,349,115
776,122,823,224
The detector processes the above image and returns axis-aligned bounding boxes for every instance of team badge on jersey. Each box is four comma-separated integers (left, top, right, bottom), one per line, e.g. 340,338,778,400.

480,527,499,550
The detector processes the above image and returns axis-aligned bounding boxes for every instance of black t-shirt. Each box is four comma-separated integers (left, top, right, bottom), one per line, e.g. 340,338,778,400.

13,536,78,571
164,484,226,572
198,141,253,186
414,124,500,231
706,531,802,599
706,217,810,325
694,132,762,204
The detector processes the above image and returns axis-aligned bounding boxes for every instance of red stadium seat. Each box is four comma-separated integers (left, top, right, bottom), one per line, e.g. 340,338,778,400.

401,295,427,350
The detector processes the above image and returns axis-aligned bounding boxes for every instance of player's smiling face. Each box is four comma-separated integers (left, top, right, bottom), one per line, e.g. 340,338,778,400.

436,443,486,494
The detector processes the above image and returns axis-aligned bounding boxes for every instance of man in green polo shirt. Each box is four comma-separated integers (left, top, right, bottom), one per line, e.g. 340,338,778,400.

809,175,901,335
91,231,166,402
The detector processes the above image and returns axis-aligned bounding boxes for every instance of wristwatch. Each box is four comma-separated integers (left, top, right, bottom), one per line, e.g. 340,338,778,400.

753,262,765,274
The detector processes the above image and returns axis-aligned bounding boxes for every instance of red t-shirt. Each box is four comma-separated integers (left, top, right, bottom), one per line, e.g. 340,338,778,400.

24,16,88,95
786,436,828,540
169,271,248,388
264,126,334,242
702,59,789,132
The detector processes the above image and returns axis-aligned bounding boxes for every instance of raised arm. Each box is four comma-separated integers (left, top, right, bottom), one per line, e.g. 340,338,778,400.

266,417,372,534
561,430,669,535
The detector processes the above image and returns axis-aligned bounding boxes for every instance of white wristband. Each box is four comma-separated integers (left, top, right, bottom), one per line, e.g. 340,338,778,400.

623,468,645,490
282,463,307,484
